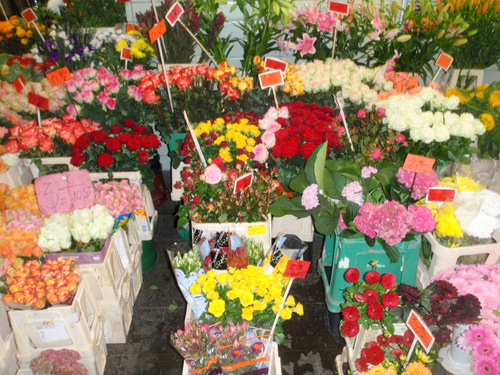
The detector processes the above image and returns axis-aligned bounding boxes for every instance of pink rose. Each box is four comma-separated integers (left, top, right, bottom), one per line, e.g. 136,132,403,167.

261,131,276,148
356,109,367,119
267,121,282,133
371,149,381,160
203,164,222,185
252,144,269,163
396,133,406,143
0,126,8,137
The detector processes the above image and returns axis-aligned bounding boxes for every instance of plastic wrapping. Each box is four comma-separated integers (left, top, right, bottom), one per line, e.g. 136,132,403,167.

260,234,308,275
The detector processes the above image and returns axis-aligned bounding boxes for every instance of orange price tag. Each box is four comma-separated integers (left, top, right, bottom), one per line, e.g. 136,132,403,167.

284,260,311,279
13,74,27,93
329,1,349,14
258,70,284,89
406,310,435,352
21,8,37,23
436,52,453,71
264,57,288,73
28,92,49,110
395,76,419,94
402,153,435,175
121,47,132,61
166,2,184,26
46,67,73,87
126,23,140,32
117,0,131,3
148,19,167,44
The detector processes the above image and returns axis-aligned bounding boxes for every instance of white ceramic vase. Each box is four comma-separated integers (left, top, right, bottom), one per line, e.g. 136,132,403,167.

439,323,473,375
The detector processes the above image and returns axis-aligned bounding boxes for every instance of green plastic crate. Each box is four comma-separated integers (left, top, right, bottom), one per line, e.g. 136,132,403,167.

318,233,420,313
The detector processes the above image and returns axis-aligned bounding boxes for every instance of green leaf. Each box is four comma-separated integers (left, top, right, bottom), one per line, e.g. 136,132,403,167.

269,195,310,217
289,170,309,193
305,142,327,191
313,210,339,236
381,240,400,263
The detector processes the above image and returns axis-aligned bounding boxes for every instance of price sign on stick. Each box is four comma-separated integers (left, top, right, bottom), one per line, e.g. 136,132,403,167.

407,309,435,352
426,187,456,203
402,153,435,175
13,74,26,93
117,0,131,3
46,67,73,87
329,1,349,14
166,2,184,26
148,19,167,44
258,70,284,88
436,52,454,71
264,57,288,73
35,170,95,215
120,47,132,61
233,172,253,194
395,76,419,94
284,260,311,279
21,8,37,23
126,23,140,32
28,93,49,111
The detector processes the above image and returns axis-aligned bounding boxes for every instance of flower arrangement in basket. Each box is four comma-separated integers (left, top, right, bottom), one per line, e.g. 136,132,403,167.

270,142,436,261
30,348,89,375
176,111,279,227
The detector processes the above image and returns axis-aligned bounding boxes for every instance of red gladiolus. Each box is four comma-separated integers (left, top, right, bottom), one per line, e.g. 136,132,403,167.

381,292,399,308
106,138,122,153
345,268,361,283
365,271,381,285
341,320,360,337
137,150,150,164
342,306,360,322
381,273,396,289
97,153,114,168
126,138,141,152
366,303,384,320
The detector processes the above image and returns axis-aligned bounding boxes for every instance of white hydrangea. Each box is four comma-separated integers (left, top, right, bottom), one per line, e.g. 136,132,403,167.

38,213,72,252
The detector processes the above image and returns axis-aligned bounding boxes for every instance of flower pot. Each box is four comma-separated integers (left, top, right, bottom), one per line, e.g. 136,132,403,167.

439,324,473,375
318,233,421,313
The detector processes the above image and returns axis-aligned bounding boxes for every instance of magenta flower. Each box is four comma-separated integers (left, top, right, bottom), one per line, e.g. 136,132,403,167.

408,205,435,232
296,33,317,56
361,166,378,178
396,168,438,200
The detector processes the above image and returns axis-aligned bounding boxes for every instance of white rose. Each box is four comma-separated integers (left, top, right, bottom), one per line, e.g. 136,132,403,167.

432,125,450,142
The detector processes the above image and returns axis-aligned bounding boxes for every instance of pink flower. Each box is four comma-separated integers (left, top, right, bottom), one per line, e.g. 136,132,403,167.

361,166,378,178
396,168,438,200
368,31,380,40
356,109,367,119
317,13,335,33
301,183,319,210
296,33,317,56
385,28,399,39
252,144,269,163
371,148,381,160
396,133,406,143
408,205,435,232
0,126,8,137
342,181,364,206
261,131,276,148
203,164,222,185
266,121,281,133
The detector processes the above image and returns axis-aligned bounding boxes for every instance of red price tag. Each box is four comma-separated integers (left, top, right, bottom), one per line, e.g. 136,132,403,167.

13,74,27,93
395,76,419,94
21,8,37,23
166,1,184,26
117,0,131,3
148,19,167,44
126,23,140,32
284,259,311,279
406,310,435,352
402,153,435,175
34,170,95,215
233,172,253,194
329,1,349,15
258,70,284,89
28,92,49,111
436,52,453,71
264,57,288,73
427,187,456,203
121,47,132,61
46,67,73,87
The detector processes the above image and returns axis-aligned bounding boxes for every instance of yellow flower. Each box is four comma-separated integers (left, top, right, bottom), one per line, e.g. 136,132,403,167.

208,299,225,318
206,270,217,279
279,307,293,320
241,307,254,321
202,277,216,293
415,348,433,364
489,90,500,108
206,290,219,300
295,302,304,316
435,203,463,240
239,289,254,307
444,88,468,105
226,289,239,300
189,283,202,294
252,300,266,311
196,274,207,284
21,38,28,45
253,56,262,64
480,113,495,131
439,175,484,191
237,154,248,162
130,46,146,59
402,361,432,375
16,27,26,38
116,39,127,53
216,272,229,283
285,295,296,307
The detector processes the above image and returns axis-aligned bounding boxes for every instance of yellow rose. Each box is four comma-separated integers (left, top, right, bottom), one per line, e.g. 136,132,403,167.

208,299,225,318
480,113,495,131
216,272,229,283
295,302,304,316
189,283,202,294
206,290,219,300
489,90,500,108
252,300,266,311
239,289,254,307
226,289,239,300
241,307,254,321
279,307,293,320
202,278,216,293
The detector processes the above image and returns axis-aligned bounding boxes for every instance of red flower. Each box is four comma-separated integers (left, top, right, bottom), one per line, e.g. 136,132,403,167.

123,119,135,128
110,124,122,134
363,342,385,365
5,140,20,153
403,329,414,348
391,348,406,357
175,75,192,90
363,288,379,303
377,334,390,347
381,273,396,289
342,306,360,322
106,138,122,153
133,125,147,135
381,292,399,308
225,87,240,100
299,142,317,159
355,358,369,373
366,303,384,320
126,138,141,152
118,133,132,144
341,320,360,337
142,88,160,104
364,271,381,285
97,153,114,168
354,293,365,303
91,130,108,144
137,150,150,164
279,139,300,158
192,195,201,205
19,134,39,150
75,135,90,149
70,148,85,167
38,138,54,152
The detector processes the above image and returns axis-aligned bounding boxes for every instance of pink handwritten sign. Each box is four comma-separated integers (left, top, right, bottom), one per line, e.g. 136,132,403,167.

166,2,184,26
34,170,95,215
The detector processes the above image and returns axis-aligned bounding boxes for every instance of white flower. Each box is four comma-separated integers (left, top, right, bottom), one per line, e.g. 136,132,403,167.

38,213,72,252
0,153,19,167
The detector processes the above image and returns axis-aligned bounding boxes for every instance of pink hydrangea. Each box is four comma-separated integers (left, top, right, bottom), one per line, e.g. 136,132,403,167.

408,205,436,232
301,184,319,210
375,201,413,245
396,168,438,200
353,203,380,239
342,181,364,206
361,166,378,178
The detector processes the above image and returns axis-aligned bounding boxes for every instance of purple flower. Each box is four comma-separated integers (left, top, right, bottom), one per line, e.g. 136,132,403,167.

48,51,60,62
408,205,435,232
302,184,319,210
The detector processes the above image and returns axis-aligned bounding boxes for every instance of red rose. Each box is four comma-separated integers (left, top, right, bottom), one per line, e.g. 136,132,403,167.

38,138,54,152
137,150,150,164
345,268,360,283
364,271,381,285
366,303,384,320
363,342,385,365
123,119,135,128
341,321,360,337
110,124,122,134
280,139,300,158
174,181,182,189
91,130,108,144
192,195,201,205
133,125,147,135
75,135,90,149
126,138,141,152
175,75,192,90
299,142,316,159
106,138,122,153
97,153,114,168
118,133,132,144
342,306,360,322
20,134,39,150
381,273,396,289
381,292,399,308
59,126,76,145
70,148,85,167
196,64,208,76
143,88,160,104
5,140,20,153
363,288,379,303
225,87,240,100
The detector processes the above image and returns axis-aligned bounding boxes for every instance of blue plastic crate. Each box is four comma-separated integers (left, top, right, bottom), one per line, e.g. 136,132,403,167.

318,233,420,313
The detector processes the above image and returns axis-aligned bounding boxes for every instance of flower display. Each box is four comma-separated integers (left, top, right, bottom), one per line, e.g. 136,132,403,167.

176,112,279,226
2,257,81,310
69,118,161,189
30,348,90,375
0,16,39,55
93,180,145,217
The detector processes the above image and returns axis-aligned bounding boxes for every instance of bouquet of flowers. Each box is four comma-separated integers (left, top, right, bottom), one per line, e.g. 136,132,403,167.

270,142,436,261
30,348,89,375
93,180,145,217
176,112,279,226
69,119,161,189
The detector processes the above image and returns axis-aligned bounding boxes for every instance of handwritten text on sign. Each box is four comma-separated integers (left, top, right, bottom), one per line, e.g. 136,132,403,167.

329,1,349,15
426,187,456,203
264,57,288,73
121,47,132,61
234,172,253,194
395,76,419,94
258,70,284,88
406,309,435,352
13,74,26,93
284,260,311,279
148,19,167,44
21,8,37,23
28,92,49,111
166,2,184,26
46,67,72,87
34,170,95,215
436,52,454,71
402,154,435,175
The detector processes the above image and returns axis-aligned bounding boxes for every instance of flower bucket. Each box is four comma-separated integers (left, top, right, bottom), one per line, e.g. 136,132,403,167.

141,240,158,273
113,212,132,230
439,324,473,375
